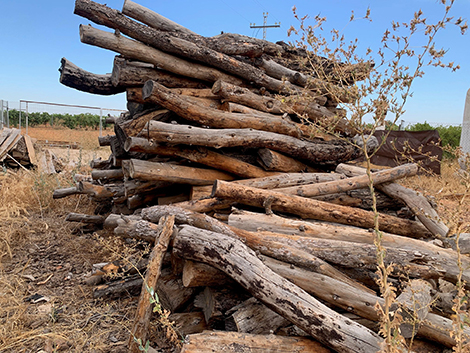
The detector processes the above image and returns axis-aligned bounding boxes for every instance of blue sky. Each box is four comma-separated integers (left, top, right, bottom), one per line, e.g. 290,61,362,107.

0,0,468,125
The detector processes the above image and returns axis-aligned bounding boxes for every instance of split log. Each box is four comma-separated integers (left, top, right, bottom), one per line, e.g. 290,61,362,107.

75,0,305,95
111,56,208,88
142,205,375,295
226,298,290,334
128,215,174,353
180,331,332,353
79,25,243,86
23,135,37,166
182,260,233,287
142,121,361,165
212,180,431,238
142,80,303,138
125,138,276,178
58,57,125,95
336,163,449,237
277,163,418,198
122,159,234,185
257,148,319,172
173,225,382,353
65,213,104,224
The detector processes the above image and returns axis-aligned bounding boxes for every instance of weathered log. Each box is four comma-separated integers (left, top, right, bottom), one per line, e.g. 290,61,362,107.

90,155,113,169
58,57,125,95
125,138,275,178
167,312,208,336
173,225,382,353
157,267,197,312
93,274,143,299
142,121,361,166
128,215,174,353
79,25,243,86
98,135,114,146
257,148,319,172
119,109,172,138
122,159,234,185
105,214,159,243
142,80,303,138
336,163,449,237
212,180,431,238
142,205,375,295
111,56,208,88
277,163,418,198
180,331,332,353
77,181,122,200
260,255,467,347
226,297,290,334
313,188,404,210
65,213,104,224
182,260,233,288
53,186,82,199
91,169,124,181
75,0,305,94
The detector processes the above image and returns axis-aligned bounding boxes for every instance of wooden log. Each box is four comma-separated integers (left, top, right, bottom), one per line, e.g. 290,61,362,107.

119,109,172,138
212,180,431,238
142,80,303,139
167,312,208,336
105,214,159,243
128,215,174,353
180,331,332,353
336,163,449,237
23,135,37,166
125,138,275,178
90,155,113,169
277,163,418,198
173,225,382,353
65,213,105,224
91,169,124,181
98,135,114,146
58,57,125,95
122,159,234,185
0,128,21,161
79,25,243,86
156,267,197,312
182,260,232,288
75,0,305,95
111,56,208,88
260,255,466,347
226,297,290,334
142,121,361,166
93,274,143,299
77,181,122,200
141,205,375,296
257,148,319,172
53,186,82,199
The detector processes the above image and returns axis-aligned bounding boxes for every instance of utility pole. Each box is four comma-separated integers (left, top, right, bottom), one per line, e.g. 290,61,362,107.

250,12,280,40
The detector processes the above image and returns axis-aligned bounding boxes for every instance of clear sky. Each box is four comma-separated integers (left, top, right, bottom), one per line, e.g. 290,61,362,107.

0,0,468,126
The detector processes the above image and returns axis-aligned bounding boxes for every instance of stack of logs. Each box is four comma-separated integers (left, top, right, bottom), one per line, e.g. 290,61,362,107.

54,0,470,352
0,128,37,169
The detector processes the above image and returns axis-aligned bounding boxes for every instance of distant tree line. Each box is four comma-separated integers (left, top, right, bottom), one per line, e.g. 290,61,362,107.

1,109,110,130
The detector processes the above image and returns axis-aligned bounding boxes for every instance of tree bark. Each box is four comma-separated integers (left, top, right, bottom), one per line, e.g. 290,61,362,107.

128,215,174,353
59,57,125,95
125,137,276,178
79,24,243,86
336,163,449,237
122,159,234,185
142,80,303,139
212,180,431,238
142,121,361,166
277,163,418,198
173,225,382,353
75,0,304,95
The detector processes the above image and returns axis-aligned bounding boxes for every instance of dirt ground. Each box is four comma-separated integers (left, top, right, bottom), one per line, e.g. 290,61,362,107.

1,128,469,352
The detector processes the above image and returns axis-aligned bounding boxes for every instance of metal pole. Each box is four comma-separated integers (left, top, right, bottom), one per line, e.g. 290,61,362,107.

26,102,29,135
1,100,4,130
19,101,21,131
99,108,103,137
6,102,9,128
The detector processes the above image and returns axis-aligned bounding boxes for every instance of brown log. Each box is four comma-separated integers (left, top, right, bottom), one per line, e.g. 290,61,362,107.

23,135,37,166
260,255,466,347
212,180,431,238
98,135,114,146
142,121,361,166
182,260,232,288
65,213,105,224
53,186,82,199
125,137,275,178
141,205,375,296
128,215,174,353
77,181,122,200
173,225,382,353
122,159,234,185
167,312,208,336
226,297,290,334
0,128,21,161
93,274,143,299
111,56,208,88
119,109,172,137
75,0,305,95
277,163,418,198
90,155,113,169
106,214,159,243
180,331,332,353
142,80,303,139
257,148,319,172
58,57,125,95
91,169,124,181
157,267,197,312
79,25,243,86
336,163,449,237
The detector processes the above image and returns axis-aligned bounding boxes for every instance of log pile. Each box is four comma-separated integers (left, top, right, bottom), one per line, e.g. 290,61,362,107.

0,128,37,168
55,1,470,352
